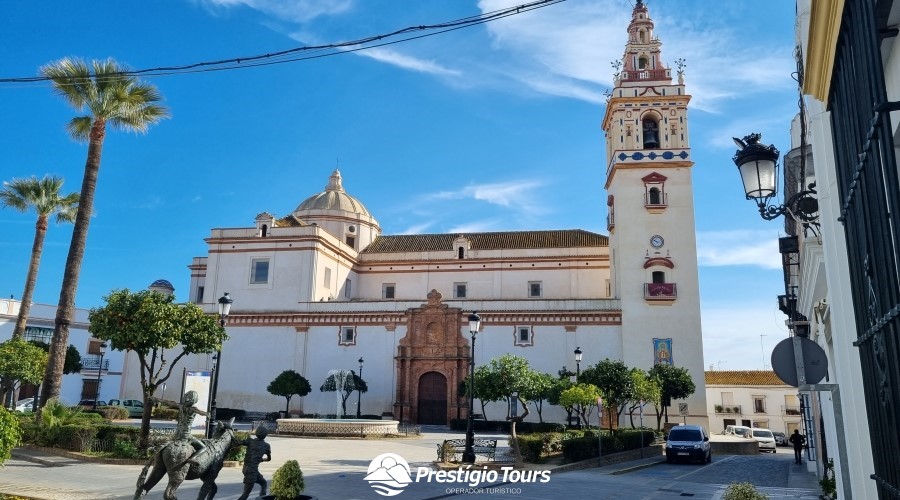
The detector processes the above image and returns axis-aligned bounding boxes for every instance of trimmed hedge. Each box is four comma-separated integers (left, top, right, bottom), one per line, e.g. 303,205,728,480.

561,429,655,462
449,419,566,434
152,407,179,420
94,406,129,420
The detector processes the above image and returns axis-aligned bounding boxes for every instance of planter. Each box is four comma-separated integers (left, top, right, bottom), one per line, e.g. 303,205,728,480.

260,496,317,500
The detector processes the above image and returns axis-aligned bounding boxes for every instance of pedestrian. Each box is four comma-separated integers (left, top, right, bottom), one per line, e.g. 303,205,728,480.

236,426,272,500
788,429,806,464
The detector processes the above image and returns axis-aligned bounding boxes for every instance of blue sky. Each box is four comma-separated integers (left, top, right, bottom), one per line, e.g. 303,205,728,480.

0,0,797,370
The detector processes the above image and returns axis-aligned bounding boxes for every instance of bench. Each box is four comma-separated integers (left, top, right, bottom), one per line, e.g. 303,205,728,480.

437,438,497,462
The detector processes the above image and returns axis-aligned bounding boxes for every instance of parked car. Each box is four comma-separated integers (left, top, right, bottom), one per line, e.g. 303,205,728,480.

772,431,788,446
723,424,753,438
78,399,106,408
665,424,712,464
107,398,145,418
14,398,35,412
750,428,777,453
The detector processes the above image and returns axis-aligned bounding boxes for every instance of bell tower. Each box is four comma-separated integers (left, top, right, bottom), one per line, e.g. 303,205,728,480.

602,0,707,425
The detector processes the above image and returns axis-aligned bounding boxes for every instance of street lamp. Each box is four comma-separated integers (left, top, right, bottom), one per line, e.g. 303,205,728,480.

93,342,107,410
462,311,482,464
574,346,583,381
207,292,233,438
356,357,364,418
732,133,818,223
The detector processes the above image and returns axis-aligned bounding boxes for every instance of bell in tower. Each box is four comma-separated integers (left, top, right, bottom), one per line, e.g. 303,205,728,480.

642,118,660,149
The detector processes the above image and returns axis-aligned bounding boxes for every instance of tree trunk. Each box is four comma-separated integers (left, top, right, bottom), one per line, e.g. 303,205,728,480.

140,387,154,450
285,396,292,414
12,216,48,340
41,121,105,407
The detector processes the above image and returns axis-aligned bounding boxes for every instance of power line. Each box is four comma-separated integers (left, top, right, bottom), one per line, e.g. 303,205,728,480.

0,0,566,85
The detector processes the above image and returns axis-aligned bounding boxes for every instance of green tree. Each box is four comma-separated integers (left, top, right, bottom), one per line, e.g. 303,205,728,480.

547,367,576,426
39,58,168,407
267,370,312,414
520,372,555,423
580,359,634,431
28,341,82,375
649,363,696,428
0,407,22,465
0,175,78,340
319,371,367,417
460,365,504,420
625,368,660,428
0,339,48,406
88,289,225,448
559,383,602,427
477,355,539,466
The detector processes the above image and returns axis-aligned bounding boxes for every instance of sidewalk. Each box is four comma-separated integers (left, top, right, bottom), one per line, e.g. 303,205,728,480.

1,428,821,500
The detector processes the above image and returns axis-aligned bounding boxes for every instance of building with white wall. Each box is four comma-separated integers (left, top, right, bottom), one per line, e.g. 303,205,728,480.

120,0,708,428
705,370,802,436
0,298,123,406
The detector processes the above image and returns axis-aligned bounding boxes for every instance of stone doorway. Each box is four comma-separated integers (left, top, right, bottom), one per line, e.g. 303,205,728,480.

417,372,448,425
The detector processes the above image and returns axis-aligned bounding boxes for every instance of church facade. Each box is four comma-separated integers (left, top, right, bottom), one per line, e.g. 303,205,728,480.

120,0,708,427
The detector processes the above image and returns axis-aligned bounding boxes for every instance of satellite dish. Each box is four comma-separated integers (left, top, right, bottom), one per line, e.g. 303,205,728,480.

771,337,829,387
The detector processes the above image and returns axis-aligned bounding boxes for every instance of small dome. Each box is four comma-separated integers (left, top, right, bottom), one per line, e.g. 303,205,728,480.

148,279,175,295
294,170,371,217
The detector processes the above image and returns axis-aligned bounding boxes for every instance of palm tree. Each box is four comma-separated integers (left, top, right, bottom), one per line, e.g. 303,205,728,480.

38,58,168,406
0,175,79,339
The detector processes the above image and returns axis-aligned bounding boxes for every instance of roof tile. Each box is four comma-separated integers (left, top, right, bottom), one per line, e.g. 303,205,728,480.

361,229,608,253
704,370,787,386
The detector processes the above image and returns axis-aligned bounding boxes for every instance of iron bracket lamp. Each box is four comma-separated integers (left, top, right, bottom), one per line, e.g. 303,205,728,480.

732,133,819,224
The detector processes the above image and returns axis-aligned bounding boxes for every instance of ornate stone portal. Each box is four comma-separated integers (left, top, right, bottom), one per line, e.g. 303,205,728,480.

394,290,469,424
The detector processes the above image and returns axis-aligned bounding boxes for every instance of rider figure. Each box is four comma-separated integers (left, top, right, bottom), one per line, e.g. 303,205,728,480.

158,391,208,465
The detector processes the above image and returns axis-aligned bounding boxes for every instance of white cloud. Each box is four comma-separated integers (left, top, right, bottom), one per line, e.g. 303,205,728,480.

398,221,435,235
427,179,545,212
696,229,782,269
196,0,353,22
447,220,502,234
357,48,461,77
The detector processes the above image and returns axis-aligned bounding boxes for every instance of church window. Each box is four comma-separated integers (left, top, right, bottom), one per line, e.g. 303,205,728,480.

642,118,659,149
344,279,352,298
514,326,534,347
196,286,204,303
383,283,396,299
324,267,332,288
642,172,668,212
638,56,648,69
260,224,268,237
528,281,542,298
652,271,666,283
250,258,269,284
454,283,467,299
458,247,465,259
648,187,661,205
639,30,646,44
339,326,357,346
346,235,356,249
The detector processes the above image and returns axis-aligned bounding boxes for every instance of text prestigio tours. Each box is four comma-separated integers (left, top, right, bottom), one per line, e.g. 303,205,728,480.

415,465,551,487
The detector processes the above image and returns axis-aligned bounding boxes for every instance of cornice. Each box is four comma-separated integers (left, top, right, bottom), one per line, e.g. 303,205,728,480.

804,0,843,101
228,310,622,328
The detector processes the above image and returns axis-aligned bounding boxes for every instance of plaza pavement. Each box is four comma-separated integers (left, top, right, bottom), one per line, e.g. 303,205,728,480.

3,425,821,500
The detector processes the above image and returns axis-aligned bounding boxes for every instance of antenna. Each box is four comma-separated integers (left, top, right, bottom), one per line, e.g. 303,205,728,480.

760,334,768,369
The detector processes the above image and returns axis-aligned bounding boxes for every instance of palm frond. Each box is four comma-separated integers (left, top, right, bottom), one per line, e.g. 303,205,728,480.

0,175,80,221
54,192,80,224
67,116,93,141
41,58,94,110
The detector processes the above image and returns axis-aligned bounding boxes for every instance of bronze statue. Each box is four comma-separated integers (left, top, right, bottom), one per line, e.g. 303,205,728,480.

133,391,239,500
236,426,272,500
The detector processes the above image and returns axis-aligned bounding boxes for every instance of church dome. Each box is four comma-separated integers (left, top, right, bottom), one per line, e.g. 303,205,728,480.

294,169,371,217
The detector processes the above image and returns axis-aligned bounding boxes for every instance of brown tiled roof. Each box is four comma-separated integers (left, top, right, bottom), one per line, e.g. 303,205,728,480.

705,370,786,386
361,229,608,253
274,215,306,227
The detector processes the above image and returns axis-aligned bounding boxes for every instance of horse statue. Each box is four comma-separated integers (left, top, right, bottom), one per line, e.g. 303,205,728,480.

133,418,239,500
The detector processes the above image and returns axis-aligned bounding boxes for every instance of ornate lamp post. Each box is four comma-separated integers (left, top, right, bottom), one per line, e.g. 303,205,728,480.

207,292,233,438
574,346,583,381
93,342,107,410
356,357,364,418
462,311,482,464
732,133,818,223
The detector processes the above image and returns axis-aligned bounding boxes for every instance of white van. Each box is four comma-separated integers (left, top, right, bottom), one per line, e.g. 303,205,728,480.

723,425,753,438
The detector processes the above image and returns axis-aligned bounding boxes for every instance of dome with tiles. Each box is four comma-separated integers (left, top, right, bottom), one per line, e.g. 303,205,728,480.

293,169,371,217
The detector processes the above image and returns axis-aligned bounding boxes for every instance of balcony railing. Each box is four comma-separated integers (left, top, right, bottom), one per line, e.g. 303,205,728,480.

607,213,615,231
644,283,677,300
782,405,801,416
644,192,668,207
714,405,742,414
82,355,110,371
620,68,672,82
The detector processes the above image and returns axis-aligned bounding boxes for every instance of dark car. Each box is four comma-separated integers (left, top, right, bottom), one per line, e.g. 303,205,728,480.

665,424,712,464
772,431,788,446
78,399,106,408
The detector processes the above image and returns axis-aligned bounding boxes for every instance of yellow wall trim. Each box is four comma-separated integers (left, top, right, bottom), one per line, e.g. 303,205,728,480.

804,0,844,102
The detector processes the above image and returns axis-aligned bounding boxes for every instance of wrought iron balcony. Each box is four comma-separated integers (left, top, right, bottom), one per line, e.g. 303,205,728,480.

82,355,110,371
606,212,615,231
714,404,742,414
644,283,677,300
644,192,668,207
782,405,801,416
621,68,672,82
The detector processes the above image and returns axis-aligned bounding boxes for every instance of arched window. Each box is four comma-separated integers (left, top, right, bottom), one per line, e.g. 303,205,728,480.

260,224,268,237
642,118,659,149
458,247,465,259
652,271,666,283
638,56,648,69
649,187,661,205
639,31,646,43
